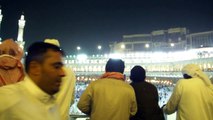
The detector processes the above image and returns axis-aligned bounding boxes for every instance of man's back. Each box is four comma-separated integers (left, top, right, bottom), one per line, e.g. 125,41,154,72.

78,78,137,120
166,78,213,120
130,82,164,120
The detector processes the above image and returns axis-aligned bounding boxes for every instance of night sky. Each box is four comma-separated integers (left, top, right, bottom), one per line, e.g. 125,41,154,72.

1,0,213,54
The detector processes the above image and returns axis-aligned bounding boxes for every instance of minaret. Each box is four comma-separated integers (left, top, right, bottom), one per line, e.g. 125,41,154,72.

17,13,25,49
0,8,3,43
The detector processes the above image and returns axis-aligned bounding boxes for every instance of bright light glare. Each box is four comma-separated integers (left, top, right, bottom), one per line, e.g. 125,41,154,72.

152,52,166,59
77,54,87,61
97,45,102,50
145,44,150,48
170,43,174,47
121,44,125,49
109,53,124,59
77,46,81,50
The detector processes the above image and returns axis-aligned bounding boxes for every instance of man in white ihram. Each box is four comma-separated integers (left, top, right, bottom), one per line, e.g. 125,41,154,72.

0,42,65,120
163,64,213,120
44,39,76,120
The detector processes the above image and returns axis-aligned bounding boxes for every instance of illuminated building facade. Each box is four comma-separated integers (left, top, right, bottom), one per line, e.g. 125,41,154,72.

65,48,213,84
187,30,213,49
109,27,213,53
110,27,188,53
63,27,213,85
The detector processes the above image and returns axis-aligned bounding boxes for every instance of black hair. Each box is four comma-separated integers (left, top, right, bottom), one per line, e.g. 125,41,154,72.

130,65,146,82
105,58,125,73
183,74,192,79
25,42,65,73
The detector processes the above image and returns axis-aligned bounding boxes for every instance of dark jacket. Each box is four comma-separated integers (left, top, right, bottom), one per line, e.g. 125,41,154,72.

130,81,165,120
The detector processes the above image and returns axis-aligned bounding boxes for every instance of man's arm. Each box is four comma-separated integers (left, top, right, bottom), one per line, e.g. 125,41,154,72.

163,80,182,114
77,83,93,115
130,88,137,116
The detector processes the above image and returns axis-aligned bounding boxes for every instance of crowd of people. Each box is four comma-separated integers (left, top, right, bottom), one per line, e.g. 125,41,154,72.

70,81,173,116
0,38,212,120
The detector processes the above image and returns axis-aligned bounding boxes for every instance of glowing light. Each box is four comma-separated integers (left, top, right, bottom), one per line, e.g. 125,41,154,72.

109,53,124,59
97,45,102,50
77,54,87,61
77,46,81,50
121,44,125,49
145,44,150,48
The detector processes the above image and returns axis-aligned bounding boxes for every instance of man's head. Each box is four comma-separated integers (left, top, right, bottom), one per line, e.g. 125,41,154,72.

105,58,125,74
182,64,201,78
182,64,211,86
183,74,192,79
25,42,65,95
130,65,146,82
0,39,23,60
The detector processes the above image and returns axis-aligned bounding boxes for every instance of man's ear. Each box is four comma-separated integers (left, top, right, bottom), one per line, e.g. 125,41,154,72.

28,61,41,75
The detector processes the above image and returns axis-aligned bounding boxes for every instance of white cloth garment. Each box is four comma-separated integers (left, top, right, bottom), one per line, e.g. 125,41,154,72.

182,64,211,86
0,76,61,120
44,39,77,120
55,67,76,120
164,64,213,120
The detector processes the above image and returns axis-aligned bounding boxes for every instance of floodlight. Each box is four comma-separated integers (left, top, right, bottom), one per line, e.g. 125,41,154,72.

77,46,81,50
77,54,88,61
121,44,125,49
109,53,124,59
145,43,150,48
97,45,102,50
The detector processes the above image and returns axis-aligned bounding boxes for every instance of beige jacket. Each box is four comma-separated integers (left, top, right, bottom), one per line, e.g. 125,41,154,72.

78,78,137,120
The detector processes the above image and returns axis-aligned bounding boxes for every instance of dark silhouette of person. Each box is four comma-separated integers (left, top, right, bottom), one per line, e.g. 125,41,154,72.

130,65,165,120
